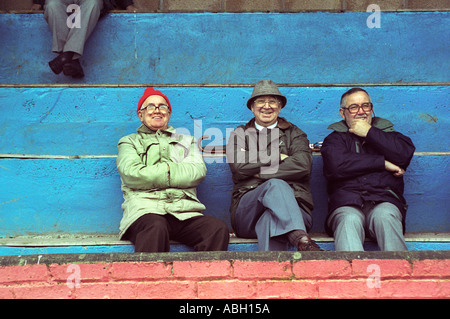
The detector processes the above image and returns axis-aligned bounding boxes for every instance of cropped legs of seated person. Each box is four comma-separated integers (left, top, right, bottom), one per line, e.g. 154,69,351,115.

31,0,138,78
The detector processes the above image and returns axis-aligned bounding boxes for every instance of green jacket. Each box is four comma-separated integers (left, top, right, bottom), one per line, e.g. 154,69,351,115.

116,124,206,238
227,117,314,232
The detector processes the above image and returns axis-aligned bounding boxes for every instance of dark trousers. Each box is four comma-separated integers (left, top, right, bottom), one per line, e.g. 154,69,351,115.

123,213,230,252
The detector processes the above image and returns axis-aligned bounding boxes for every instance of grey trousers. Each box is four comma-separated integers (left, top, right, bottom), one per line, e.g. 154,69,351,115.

327,202,407,251
44,0,103,58
234,179,312,251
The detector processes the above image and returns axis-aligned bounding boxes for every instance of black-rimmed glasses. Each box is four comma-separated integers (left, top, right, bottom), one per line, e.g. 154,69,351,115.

341,102,373,114
140,104,170,113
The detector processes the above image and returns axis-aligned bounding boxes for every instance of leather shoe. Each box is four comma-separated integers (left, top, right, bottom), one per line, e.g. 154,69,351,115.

297,236,325,251
63,59,85,78
48,52,73,74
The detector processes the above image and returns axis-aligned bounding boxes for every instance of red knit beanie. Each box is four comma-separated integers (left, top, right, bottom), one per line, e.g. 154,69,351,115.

137,88,172,114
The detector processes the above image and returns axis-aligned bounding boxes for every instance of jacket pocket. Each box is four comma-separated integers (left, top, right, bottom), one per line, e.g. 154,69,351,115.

169,135,193,163
385,187,408,211
142,143,162,166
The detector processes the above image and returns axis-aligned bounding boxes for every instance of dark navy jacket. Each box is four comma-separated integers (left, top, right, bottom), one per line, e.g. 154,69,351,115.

321,117,415,235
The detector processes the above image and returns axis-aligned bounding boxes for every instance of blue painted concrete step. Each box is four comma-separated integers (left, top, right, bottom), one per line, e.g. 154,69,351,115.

1,12,449,84
1,86,448,153
1,233,449,256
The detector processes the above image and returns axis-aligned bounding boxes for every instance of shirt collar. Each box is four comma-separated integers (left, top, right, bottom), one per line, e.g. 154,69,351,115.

255,121,278,131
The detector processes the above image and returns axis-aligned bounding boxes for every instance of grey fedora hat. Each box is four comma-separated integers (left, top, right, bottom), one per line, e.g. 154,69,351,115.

246,79,287,109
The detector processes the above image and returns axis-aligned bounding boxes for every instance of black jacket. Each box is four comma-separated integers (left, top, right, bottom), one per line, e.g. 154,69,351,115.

227,117,314,233
33,0,134,15
321,117,415,235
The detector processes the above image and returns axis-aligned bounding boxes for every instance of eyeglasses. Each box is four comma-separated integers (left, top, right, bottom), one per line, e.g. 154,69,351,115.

341,102,373,114
140,104,170,113
254,99,280,108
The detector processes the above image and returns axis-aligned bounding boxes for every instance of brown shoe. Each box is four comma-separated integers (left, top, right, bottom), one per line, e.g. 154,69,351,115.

297,236,324,251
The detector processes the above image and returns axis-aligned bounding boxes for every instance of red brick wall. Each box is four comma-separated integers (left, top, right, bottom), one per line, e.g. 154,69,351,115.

0,256,449,299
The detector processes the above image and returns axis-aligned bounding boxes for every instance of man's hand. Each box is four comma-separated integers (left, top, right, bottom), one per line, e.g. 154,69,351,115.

348,119,371,137
385,160,405,177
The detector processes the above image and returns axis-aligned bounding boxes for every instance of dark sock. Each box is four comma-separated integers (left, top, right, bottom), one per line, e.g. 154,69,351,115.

286,229,308,246
61,51,74,60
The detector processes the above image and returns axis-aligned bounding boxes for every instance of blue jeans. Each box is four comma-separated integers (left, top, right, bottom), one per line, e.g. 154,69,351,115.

327,202,407,251
234,179,312,251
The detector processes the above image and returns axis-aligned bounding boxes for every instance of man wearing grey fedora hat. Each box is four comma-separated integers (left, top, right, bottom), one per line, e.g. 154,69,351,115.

226,80,323,251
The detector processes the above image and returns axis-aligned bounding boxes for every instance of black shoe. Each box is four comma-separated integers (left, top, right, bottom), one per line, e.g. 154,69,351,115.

48,52,73,74
63,59,84,78
297,236,325,251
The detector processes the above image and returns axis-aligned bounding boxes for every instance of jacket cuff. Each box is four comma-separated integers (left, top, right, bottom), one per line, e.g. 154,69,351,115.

365,125,382,143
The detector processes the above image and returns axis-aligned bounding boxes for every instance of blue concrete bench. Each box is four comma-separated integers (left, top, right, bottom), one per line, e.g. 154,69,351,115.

0,150,448,255
0,11,448,254
1,233,449,256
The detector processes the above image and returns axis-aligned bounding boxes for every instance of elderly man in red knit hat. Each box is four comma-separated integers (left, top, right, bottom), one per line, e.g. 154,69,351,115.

116,88,229,252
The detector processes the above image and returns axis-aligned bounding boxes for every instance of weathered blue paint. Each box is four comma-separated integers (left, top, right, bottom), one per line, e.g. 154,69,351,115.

0,158,123,236
0,12,449,84
0,155,448,236
0,11,448,252
1,241,449,256
0,86,448,154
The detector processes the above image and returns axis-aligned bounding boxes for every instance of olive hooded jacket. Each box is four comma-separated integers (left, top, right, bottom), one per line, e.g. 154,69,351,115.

116,124,206,238
226,117,314,233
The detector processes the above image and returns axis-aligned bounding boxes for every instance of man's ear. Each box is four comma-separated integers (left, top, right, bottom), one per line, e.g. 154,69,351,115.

137,111,144,123
339,108,345,120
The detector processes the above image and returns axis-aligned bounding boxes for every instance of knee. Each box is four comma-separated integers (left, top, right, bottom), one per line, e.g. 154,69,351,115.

205,217,229,236
140,214,169,234
44,0,65,13
265,178,290,188
341,212,364,227
258,179,294,203
330,207,364,229
263,179,292,195
369,204,402,226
